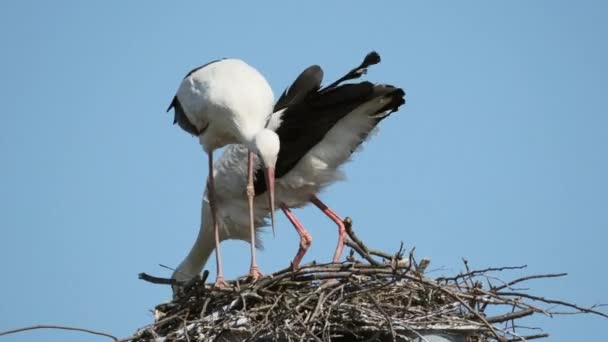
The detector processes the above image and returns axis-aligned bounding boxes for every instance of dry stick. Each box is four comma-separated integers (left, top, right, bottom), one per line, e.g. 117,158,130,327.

0,325,120,341
140,270,210,293
500,328,532,342
256,264,353,288
349,280,396,342
294,314,323,342
181,317,191,342
366,243,401,262
492,273,568,292
305,282,342,323
401,273,504,341
334,267,411,309
311,284,346,323
142,261,402,290
461,258,476,290
345,240,380,266
510,325,545,333
548,309,608,316
247,295,284,341
154,314,187,334
483,274,513,293
139,272,176,285
200,297,212,318
506,333,550,341
436,265,528,283
305,292,325,323
475,287,549,315
138,311,190,337
262,267,403,288
495,292,608,319
485,309,536,323
342,217,382,267
342,217,399,263
144,223,607,341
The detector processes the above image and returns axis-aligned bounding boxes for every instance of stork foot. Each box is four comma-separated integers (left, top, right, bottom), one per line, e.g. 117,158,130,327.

247,266,264,282
213,276,229,289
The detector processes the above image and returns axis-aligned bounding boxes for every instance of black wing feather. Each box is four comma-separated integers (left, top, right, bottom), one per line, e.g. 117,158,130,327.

274,65,323,112
253,52,406,195
272,81,376,178
167,96,200,136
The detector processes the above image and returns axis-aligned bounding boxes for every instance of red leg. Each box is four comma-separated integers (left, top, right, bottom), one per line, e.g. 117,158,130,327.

281,205,312,270
208,151,227,288
310,195,346,263
246,151,263,281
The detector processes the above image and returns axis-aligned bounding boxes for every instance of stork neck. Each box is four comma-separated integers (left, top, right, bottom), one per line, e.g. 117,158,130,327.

173,213,215,282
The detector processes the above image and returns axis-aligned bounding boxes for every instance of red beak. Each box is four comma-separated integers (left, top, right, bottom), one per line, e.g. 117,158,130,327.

264,167,276,236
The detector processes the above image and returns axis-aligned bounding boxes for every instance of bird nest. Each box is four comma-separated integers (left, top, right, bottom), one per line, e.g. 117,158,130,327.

135,219,606,342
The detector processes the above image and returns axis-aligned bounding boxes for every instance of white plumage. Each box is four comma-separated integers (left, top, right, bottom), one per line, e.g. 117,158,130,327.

168,58,280,285
172,52,406,285
175,59,275,151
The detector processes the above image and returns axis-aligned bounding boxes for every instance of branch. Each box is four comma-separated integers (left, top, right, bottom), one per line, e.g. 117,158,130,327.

506,333,549,341
492,273,567,292
343,217,382,266
0,325,121,341
485,309,535,323
135,222,607,342
436,265,528,283
496,292,608,319
139,272,176,285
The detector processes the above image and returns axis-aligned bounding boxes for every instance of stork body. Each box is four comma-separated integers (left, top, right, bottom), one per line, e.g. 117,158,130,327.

167,59,279,285
172,52,406,285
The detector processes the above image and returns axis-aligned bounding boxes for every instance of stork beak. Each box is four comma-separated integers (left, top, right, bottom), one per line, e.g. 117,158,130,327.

264,166,276,236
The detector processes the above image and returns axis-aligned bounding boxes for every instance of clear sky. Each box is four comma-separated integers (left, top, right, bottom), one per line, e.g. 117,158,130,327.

1,1,606,341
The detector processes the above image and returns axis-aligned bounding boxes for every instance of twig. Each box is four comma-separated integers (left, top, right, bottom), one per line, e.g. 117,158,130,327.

345,240,381,266
496,292,608,319
486,309,535,323
343,217,382,267
0,325,120,341
506,333,550,341
132,223,607,342
437,265,528,283
492,273,567,292
425,282,504,341
294,313,323,342
349,280,396,342
138,272,176,285
342,217,396,262
181,317,191,342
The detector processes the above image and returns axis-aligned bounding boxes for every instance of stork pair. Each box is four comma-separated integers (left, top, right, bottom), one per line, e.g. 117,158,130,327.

167,52,405,288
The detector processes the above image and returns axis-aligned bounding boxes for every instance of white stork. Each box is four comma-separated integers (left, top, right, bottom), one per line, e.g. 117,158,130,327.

171,52,406,286
167,59,279,285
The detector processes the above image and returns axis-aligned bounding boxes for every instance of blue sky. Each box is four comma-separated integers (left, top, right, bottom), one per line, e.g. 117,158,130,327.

1,1,607,341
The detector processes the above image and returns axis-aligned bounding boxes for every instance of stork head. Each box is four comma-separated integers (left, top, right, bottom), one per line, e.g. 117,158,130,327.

252,129,280,233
